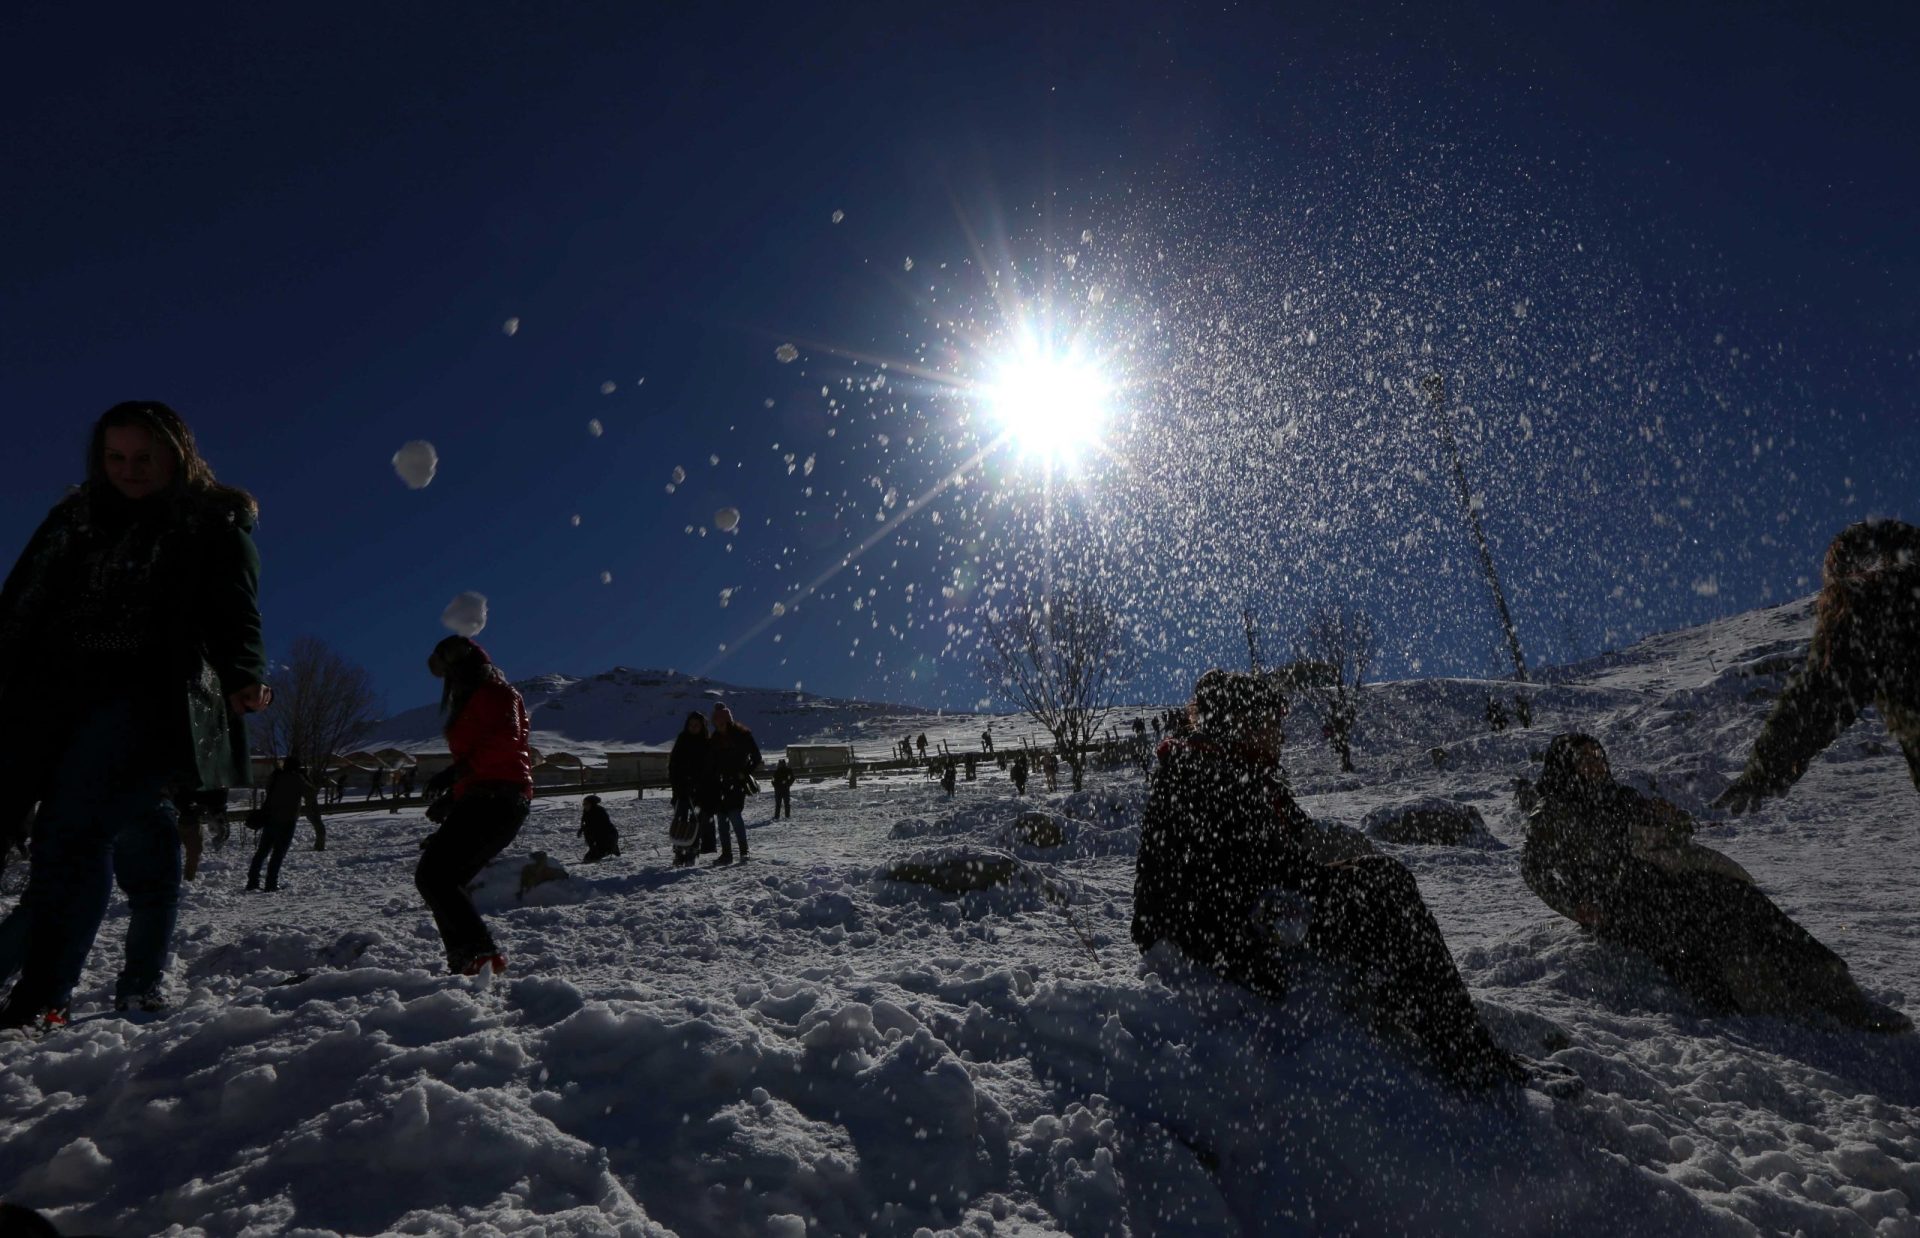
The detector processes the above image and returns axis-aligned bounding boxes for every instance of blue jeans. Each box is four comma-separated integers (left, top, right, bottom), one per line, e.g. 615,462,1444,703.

13,700,182,1008
717,809,747,859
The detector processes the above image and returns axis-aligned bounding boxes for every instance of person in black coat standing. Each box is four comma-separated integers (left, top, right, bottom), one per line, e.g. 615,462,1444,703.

707,703,761,865
667,713,709,867
770,759,795,819
248,755,310,892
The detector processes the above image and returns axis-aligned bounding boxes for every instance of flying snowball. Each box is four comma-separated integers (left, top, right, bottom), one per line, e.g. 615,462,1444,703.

502,318,520,336
775,343,799,364
831,209,845,224
588,419,604,437
600,571,613,585
391,441,438,490
441,591,488,637
771,601,786,617
714,507,741,533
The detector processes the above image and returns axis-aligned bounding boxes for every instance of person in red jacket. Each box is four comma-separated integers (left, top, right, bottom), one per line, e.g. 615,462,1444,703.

418,635,532,975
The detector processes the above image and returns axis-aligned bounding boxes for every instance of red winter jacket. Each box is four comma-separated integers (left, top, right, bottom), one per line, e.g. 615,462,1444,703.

446,680,533,799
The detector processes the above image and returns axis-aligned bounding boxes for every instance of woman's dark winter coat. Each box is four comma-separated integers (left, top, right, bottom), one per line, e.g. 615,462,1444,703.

669,730,709,811
0,488,266,795
705,726,762,814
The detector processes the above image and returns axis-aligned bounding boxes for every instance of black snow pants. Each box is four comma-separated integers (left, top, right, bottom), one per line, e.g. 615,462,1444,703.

415,788,528,969
1240,856,1523,1091
248,817,297,890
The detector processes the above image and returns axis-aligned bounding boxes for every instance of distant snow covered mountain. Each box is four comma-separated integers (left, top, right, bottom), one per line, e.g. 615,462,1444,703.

362,667,958,755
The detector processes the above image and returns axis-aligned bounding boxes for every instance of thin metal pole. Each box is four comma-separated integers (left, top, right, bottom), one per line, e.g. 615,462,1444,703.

1423,374,1529,683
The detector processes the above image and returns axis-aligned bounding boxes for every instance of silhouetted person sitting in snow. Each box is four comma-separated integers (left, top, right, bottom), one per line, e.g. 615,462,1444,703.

578,794,619,862
1135,669,1532,1093
1718,519,1920,814
1525,733,1908,1031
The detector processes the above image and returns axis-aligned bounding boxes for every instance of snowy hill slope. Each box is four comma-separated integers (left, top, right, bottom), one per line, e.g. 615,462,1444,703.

3,594,1917,1236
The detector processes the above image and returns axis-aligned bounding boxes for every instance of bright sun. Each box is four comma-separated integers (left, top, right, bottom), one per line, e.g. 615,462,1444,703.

982,342,1113,460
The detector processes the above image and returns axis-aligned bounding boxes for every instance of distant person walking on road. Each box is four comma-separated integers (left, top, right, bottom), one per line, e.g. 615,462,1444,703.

0,402,270,1029
707,704,761,865
248,755,310,892
770,759,794,819
1718,518,1920,813
668,712,710,867
981,730,994,754
416,635,532,976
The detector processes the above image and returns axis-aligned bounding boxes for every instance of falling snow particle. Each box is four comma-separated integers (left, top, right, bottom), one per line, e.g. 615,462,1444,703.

1692,577,1720,597
671,466,687,485
1088,285,1105,305
600,381,616,395
392,441,438,490
588,419,604,437
501,318,520,336
903,257,914,272
831,209,845,224
772,601,786,617
600,571,613,585
775,343,799,364
441,591,488,637
570,514,581,527
715,507,741,533
719,588,734,608
1080,229,1093,244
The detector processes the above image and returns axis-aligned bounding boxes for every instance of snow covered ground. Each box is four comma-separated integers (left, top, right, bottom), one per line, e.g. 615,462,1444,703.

2,597,1917,1236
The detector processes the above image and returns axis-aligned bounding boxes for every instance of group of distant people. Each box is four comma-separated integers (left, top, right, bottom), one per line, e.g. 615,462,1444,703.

1136,518,1918,1094
666,704,767,867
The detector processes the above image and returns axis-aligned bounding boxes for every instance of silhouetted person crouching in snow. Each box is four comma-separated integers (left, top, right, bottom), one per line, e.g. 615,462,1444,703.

578,794,619,862
1525,733,1908,1031
1134,670,1531,1093
1717,519,1920,814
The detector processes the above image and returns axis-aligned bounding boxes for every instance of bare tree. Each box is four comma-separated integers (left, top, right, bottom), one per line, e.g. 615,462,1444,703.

978,586,1138,791
250,635,381,850
1293,608,1377,774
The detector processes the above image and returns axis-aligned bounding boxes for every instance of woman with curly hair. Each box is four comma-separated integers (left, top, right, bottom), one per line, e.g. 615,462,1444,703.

1719,519,1920,813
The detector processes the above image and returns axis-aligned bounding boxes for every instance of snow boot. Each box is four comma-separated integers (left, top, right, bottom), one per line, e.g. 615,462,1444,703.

458,953,507,977
115,988,169,1015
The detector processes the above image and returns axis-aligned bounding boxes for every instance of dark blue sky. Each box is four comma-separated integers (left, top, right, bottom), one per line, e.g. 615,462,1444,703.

6,2,1915,717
